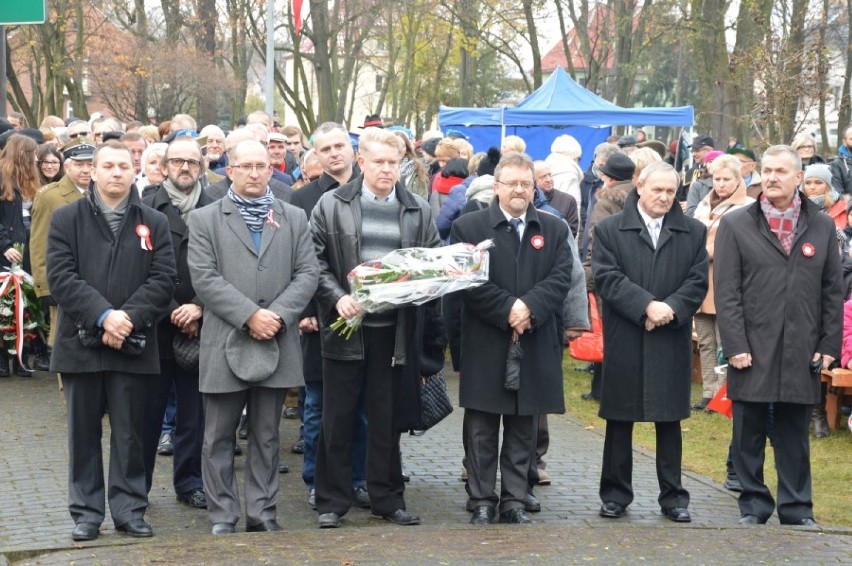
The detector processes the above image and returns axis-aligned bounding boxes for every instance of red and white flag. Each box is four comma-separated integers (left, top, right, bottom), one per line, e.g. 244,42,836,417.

293,0,304,35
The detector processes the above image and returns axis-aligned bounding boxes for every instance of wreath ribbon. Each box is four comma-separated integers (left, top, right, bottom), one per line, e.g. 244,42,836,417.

0,272,31,371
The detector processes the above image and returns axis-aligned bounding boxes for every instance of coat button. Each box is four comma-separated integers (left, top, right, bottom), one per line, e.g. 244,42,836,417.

259,299,267,306
258,265,265,271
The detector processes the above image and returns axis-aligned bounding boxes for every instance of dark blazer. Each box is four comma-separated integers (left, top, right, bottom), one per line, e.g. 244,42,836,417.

714,194,843,404
142,183,215,359
592,190,708,422
47,188,176,374
0,185,30,272
290,170,358,383
450,199,572,416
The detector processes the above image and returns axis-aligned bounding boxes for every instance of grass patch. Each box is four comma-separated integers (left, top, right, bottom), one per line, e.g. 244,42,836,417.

562,357,852,527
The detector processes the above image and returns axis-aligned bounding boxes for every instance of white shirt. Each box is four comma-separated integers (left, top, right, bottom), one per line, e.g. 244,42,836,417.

499,206,527,241
636,203,663,248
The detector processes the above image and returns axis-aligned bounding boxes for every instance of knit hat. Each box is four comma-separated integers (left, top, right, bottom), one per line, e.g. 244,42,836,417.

704,150,724,164
600,153,636,181
421,137,440,157
803,163,832,187
477,147,501,176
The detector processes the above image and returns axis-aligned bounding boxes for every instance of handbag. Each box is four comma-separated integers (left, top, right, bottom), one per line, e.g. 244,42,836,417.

172,332,200,371
568,292,603,362
415,371,453,431
78,328,146,356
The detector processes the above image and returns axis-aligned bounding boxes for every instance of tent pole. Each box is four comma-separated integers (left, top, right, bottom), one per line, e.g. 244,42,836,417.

501,106,506,145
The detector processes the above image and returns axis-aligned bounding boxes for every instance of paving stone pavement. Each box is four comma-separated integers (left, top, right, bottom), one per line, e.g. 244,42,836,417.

1,370,849,565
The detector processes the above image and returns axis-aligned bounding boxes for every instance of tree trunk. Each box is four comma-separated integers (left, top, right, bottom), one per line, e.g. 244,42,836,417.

523,0,542,88
839,0,852,149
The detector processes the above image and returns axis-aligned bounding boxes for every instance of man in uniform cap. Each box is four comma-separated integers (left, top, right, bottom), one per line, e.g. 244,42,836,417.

680,135,715,201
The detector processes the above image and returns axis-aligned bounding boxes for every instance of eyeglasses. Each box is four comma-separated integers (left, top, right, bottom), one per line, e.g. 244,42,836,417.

40,160,61,167
799,145,815,149
231,163,270,173
68,131,91,139
166,158,202,169
497,180,534,191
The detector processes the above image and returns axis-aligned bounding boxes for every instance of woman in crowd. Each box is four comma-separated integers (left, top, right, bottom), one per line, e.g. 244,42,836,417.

692,154,753,410
395,132,429,199
36,144,63,186
545,134,584,207
136,142,168,192
0,134,43,376
802,163,847,230
791,133,825,169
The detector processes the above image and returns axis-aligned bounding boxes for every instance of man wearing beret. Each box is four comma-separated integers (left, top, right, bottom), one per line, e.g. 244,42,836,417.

31,139,96,353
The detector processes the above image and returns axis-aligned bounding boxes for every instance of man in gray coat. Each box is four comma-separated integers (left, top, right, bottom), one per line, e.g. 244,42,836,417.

188,140,319,534
714,145,843,527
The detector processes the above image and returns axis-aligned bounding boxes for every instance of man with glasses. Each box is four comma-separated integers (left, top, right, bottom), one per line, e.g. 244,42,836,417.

188,140,318,534
727,147,761,198
91,117,124,145
66,120,92,141
140,139,214,514
207,129,293,201
450,152,572,525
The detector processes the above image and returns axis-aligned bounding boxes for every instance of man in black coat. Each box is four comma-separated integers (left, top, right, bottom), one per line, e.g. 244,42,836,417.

47,141,176,541
591,161,708,524
290,122,367,510
714,145,843,527
140,138,215,511
451,152,572,525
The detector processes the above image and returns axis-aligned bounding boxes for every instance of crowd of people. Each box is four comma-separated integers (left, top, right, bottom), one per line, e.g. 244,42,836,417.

0,108,849,540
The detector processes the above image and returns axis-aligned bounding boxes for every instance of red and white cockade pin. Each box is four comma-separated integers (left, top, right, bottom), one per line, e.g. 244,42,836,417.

802,242,815,257
530,234,545,250
136,224,153,251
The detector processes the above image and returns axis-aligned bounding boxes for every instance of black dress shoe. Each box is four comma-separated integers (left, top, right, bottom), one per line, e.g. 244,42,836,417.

523,491,541,513
176,488,207,509
499,508,533,524
246,519,283,532
737,514,764,525
469,505,495,525
599,501,626,518
318,512,341,528
580,392,599,401
71,522,100,541
373,509,420,525
723,476,743,492
234,440,243,456
157,433,174,456
116,519,153,537
401,468,411,482
33,351,51,371
661,507,691,523
283,407,300,419
278,461,289,473
352,486,371,509
291,438,305,454
211,522,235,535
782,517,819,527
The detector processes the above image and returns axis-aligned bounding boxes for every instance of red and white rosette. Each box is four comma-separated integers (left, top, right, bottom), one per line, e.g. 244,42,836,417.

801,242,815,258
530,234,544,250
136,224,153,251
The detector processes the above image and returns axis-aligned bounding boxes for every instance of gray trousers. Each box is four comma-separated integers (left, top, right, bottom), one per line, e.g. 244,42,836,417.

202,387,285,527
63,371,149,527
464,408,535,514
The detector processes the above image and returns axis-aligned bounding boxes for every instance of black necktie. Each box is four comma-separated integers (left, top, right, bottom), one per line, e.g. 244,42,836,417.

509,218,522,238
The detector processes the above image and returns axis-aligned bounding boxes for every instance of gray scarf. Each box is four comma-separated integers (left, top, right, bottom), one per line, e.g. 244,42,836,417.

92,187,130,235
163,178,202,216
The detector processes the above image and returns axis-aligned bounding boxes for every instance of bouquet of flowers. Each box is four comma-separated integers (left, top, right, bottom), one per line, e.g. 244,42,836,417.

0,243,48,367
330,240,494,339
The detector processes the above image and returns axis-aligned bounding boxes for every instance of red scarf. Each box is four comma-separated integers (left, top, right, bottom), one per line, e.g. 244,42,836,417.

433,175,465,195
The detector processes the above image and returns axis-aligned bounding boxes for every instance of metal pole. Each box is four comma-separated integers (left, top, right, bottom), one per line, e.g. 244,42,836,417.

265,0,275,120
0,25,7,119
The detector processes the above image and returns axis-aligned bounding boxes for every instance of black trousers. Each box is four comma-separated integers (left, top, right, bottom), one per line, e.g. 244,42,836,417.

142,357,205,495
731,401,812,523
465,408,535,513
599,419,689,510
315,325,404,516
64,371,149,527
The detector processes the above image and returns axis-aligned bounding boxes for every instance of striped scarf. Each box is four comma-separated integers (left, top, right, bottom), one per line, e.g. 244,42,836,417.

760,191,801,255
227,187,274,233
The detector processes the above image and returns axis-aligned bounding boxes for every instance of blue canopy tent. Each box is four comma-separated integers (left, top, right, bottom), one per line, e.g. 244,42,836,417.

438,67,694,170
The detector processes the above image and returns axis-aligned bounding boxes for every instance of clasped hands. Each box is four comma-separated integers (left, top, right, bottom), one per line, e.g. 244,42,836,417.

729,352,834,371
247,308,282,341
171,303,203,338
102,310,133,350
644,300,674,332
508,299,532,335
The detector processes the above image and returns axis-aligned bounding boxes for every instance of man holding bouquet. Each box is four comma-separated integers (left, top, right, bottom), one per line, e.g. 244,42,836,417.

310,127,445,528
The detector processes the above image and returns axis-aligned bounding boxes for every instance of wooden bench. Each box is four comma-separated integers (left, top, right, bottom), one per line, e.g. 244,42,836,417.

821,368,852,430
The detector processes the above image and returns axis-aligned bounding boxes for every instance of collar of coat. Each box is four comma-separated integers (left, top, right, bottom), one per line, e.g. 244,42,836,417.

316,164,360,193
145,181,215,212
487,197,543,229
85,179,144,212
745,189,819,224
334,173,421,210
617,189,690,235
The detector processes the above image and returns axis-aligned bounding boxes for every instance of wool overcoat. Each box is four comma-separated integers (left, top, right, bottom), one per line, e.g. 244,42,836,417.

592,190,709,422
714,195,843,404
187,196,319,394
450,199,572,416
